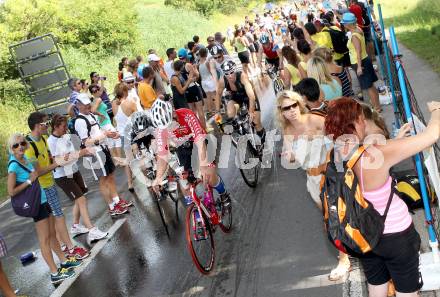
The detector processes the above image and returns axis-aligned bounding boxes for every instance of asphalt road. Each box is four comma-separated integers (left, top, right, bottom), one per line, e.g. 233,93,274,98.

61,76,343,297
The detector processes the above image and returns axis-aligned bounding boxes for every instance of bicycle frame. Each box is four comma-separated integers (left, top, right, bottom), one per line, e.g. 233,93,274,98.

189,181,220,227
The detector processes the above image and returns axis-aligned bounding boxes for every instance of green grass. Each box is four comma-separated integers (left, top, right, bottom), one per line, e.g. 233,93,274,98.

0,0,260,202
380,0,440,74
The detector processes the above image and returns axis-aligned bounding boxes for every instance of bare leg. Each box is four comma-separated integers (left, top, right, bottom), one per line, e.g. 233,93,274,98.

195,101,206,130
0,262,16,297
368,85,381,111
76,197,94,229
368,283,389,297
106,173,120,199
72,203,80,225
395,291,419,297
49,216,67,262
99,177,113,204
34,218,58,273
54,216,74,250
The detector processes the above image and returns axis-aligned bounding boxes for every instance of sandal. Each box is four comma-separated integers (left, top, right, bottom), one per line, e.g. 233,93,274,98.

328,262,351,281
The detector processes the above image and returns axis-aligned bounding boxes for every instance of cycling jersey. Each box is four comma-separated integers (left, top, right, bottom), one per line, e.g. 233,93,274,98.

156,108,206,156
224,72,261,111
262,43,279,60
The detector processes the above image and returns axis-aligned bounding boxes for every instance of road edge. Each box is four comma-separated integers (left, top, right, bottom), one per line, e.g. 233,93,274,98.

343,257,367,297
49,218,127,297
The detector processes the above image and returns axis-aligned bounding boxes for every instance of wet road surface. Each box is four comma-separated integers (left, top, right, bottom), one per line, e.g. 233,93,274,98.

61,76,343,297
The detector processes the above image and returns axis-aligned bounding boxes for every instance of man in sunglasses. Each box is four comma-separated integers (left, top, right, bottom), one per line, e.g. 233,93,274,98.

215,60,266,143
26,112,90,260
67,78,82,118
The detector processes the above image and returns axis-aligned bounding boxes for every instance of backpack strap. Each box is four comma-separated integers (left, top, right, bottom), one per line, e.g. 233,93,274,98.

75,114,93,137
347,146,366,169
25,135,39,159
8,159,32,173
382,179,396,221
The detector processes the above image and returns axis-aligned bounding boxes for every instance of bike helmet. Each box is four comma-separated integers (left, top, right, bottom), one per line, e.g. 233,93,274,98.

259,34,269,44
209,44,223,56
131,111,152,134
151,98,173,129
221,60,237,76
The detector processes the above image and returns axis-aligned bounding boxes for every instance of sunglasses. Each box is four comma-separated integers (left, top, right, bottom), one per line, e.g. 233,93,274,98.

280,102,298,111
213,55,221,60
39,120,51,127
208,39,214,42
126,81,135,84
12,141,27,149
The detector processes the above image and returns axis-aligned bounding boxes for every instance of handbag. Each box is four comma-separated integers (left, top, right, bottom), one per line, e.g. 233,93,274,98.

8,160,42,217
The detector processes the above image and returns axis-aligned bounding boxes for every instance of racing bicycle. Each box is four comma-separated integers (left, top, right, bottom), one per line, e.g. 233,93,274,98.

185,178,232,274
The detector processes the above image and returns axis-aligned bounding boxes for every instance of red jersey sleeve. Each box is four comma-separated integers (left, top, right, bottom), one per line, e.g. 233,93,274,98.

176,109,206,143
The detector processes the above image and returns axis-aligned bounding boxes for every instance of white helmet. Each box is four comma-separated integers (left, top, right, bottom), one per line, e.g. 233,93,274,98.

151,99,173,129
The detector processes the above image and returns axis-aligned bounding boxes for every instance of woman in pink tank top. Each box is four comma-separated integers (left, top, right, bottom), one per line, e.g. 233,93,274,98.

325,97,440,297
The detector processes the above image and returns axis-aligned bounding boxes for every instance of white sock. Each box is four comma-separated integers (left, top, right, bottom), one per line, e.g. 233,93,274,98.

112,196,120,204
109,202,116,210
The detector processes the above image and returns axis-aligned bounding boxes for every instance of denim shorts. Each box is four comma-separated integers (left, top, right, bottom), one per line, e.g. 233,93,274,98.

43,186,64,217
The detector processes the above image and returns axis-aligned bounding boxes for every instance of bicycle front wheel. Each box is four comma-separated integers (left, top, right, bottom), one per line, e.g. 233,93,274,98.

185,204,215,274
237,139,260,188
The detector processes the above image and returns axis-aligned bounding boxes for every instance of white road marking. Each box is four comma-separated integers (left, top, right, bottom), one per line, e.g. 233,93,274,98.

49,218,127,297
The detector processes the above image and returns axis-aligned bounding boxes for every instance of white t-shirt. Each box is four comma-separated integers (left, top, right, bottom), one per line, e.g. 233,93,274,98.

74,113,102,141
164,60,174,81
47,134,79,178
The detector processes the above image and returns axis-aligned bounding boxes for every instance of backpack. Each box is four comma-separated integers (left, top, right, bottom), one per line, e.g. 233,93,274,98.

392,169,437,211
325,27,349,54
320,146,395,256
357,2,371,30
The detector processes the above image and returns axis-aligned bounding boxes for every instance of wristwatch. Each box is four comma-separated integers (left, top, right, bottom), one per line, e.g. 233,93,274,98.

25,179,32,186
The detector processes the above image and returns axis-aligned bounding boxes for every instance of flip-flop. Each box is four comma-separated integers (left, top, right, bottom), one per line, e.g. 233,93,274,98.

328,263,351,281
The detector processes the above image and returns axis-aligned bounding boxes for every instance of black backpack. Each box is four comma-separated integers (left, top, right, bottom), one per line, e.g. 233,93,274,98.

320,146,395,256
70,114,99,147
325,27,349,54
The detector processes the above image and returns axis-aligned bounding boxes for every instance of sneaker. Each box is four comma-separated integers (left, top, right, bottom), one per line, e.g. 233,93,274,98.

109,204,128,216
51,268,75,284
118,198,133,208
70,224,89,237
60,244,67,253
60,257,83,270
66,246,90,260
87,227,108,243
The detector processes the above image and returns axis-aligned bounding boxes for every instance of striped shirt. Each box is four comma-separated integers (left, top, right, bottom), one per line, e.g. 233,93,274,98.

331,69,354,97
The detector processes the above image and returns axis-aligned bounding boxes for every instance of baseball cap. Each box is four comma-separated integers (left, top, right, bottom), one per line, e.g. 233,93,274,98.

177,48,188,59
147,54,161,62
340,12,357,24
122,72,135,82
76,93,91,105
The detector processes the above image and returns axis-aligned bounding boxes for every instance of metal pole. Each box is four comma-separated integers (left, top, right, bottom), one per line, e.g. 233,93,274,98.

366,5,386,80
389,26,438,245
377,4,400,128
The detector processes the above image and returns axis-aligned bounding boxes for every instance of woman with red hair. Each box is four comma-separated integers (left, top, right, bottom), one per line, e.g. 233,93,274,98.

325,97,440,297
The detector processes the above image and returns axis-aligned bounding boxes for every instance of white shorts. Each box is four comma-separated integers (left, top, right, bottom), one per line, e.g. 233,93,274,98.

101,123,122,149
306,174,322,205
202,79,216,93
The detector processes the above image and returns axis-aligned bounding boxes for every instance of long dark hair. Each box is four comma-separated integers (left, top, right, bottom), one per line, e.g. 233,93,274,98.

118,57,128,71
281,46,300,67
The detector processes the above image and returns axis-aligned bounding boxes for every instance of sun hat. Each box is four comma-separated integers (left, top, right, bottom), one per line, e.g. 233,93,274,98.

340,12,357,25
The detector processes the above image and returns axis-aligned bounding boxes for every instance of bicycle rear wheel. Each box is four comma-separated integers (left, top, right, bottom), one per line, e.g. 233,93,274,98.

185,204,215,274
237,139,260,188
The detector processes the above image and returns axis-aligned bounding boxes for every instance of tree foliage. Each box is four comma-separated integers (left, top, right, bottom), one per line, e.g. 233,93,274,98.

164,0,251,16
0,0,140,79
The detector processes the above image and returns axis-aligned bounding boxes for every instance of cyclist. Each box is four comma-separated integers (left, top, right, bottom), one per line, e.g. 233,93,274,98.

149,99,231,209
257,34,282,75
208,44,233,112
215,60,266,143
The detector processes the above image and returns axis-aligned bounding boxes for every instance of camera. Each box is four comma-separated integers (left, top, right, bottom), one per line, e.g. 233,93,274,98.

100,76,107,81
